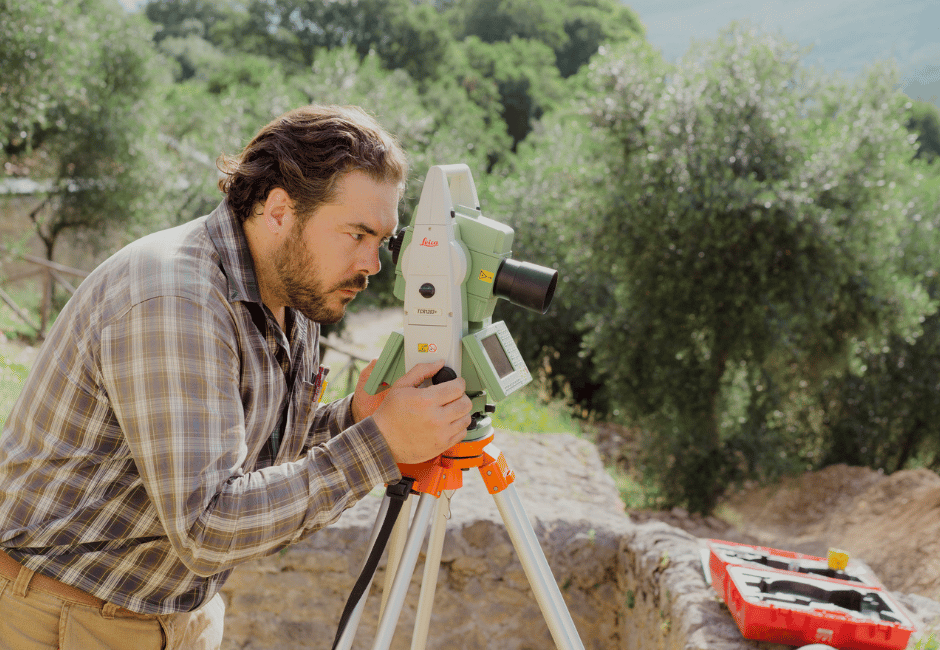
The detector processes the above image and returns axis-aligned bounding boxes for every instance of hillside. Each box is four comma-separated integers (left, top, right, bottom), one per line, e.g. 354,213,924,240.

626,0,940,109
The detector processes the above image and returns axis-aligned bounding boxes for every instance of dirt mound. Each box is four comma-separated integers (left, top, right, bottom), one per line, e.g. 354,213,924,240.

629,464,940,598
715,464,940,598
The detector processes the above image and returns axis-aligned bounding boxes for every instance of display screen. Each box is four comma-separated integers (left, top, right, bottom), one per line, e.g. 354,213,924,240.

482,333,514,378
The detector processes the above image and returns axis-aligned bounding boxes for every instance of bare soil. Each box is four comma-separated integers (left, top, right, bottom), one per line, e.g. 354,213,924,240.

629,459,940,600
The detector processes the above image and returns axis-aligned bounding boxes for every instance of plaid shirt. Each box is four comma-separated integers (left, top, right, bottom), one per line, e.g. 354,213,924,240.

0,201,400,614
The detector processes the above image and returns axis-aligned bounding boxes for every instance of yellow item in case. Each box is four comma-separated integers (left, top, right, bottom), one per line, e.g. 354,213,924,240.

827,547,850,571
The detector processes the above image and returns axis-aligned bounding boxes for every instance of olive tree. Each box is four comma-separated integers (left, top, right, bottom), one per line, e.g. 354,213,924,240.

818,162,940,472
491,25,933,513
1,0,170,259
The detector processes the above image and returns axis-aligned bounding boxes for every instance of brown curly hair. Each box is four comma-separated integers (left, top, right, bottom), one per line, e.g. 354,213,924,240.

217,104,408,223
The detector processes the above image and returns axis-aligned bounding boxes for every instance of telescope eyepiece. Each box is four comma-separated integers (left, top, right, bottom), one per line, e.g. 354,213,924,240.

493,258,558,314
388,230,406,265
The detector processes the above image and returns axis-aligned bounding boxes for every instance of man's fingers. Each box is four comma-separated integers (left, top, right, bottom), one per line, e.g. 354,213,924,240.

397,359,446,388
373,361,474,464
356,359,376,387
429,376,467,403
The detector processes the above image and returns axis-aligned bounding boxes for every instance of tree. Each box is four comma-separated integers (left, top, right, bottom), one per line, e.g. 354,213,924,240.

454,37,566,150
144,0,229,43
1,0,171,260
586,29,932,513
554,0,644,77
483,106,616,417
317,0,453,84
447,0,568,50
493,25,933,513
907,100,940,162
159,0,454,80
440,0,641,148
819,161,940,472
444,0,642,77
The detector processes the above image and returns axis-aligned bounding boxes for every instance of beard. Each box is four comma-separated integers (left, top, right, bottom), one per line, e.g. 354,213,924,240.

273,225,367,324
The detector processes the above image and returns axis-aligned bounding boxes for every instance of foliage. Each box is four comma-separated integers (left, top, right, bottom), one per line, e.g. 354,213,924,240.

148,0,453,82
155,40,305,226
553,0,644,78
441,0,641,149
310,0,453,84
484,105,615,417
453,36,566,150
145,0,229,44
819,161,940,472
445,0,643,78
490,384,577,435
907,100,940,162
142,0,636,157
1,0,172,258
493,25,936,513
0,350,28,430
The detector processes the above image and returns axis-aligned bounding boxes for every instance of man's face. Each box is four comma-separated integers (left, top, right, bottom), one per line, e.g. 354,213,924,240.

274,170,400,324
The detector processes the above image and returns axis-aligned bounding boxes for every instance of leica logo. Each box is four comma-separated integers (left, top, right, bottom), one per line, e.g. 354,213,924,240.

420,237,439,247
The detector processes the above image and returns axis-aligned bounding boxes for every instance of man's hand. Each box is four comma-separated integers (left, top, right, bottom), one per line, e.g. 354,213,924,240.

351,359,387,423
370,359,473,464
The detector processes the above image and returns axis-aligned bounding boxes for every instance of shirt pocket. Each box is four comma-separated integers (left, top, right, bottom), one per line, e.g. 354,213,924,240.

278,370,325,462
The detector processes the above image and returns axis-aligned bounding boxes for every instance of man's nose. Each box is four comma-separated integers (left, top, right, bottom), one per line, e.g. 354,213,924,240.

360,244,381,276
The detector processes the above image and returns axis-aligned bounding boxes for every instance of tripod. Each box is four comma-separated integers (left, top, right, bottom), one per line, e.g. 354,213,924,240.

333,419,586,650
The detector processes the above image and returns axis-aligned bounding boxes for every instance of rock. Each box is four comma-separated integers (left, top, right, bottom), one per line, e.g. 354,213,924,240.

221,430,634,649
219,432,939,650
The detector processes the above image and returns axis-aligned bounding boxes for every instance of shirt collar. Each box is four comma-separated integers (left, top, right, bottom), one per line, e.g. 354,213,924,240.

206,200,264,306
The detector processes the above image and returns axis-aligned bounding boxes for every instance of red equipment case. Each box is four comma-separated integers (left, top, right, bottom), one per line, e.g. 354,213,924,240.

706,540,915,650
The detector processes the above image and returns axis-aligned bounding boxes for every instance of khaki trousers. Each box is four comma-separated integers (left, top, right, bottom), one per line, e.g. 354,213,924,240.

0,561,225,650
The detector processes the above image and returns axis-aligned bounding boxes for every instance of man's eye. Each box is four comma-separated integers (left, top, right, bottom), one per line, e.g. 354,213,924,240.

350,232,364,241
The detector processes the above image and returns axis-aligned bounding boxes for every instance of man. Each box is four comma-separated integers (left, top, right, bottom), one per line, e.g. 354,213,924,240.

0,104,472,649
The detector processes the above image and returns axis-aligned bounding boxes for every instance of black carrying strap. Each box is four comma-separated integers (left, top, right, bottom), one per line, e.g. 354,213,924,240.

331,477,415,650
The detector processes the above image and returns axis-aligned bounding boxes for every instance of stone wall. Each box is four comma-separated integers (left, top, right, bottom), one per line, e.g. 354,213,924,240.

219,431,939,650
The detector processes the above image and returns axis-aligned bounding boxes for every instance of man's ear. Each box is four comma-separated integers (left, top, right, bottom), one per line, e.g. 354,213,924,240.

262,188,293,235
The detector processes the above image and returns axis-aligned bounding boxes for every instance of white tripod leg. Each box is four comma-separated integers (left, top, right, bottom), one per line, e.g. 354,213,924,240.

379,493,413,619
493,484,585,650
371,492,437,650
333,495,393,650
410,491,452,650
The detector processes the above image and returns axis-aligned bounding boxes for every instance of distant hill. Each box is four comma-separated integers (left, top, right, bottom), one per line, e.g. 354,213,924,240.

624,0,939,108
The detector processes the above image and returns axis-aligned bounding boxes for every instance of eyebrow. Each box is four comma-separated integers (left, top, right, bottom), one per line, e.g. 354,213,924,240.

349,221,396,239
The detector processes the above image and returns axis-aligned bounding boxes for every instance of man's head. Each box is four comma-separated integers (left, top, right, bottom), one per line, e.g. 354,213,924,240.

218,104,408,225
221,105,407,325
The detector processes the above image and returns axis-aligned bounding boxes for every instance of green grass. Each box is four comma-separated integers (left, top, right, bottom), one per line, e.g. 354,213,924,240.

490,384,576,434
0,349,29,430
914,630,939,650
321,359,579,435
0,283,44,340
606,465,666,510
